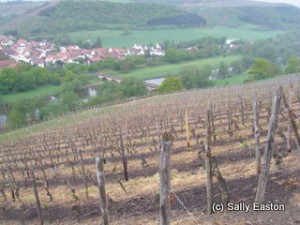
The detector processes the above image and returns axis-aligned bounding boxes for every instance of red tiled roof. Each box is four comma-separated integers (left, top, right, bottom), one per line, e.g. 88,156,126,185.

0,36,13,43
93,48,109,57
32,58,45,64
90,56,103,62
0,60,17,69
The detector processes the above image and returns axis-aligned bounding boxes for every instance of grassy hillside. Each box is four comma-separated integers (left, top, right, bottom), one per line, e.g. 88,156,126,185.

214,73,250,86
129,0,300,29
0,72,297,143
2,0,297,43
0,1,45,17
110,55,242,80
2,85,64,104
67,25,284,48
19,0,206,37
238,5,300,29
184,3,300,29
0,103,117,142
0,1,45,26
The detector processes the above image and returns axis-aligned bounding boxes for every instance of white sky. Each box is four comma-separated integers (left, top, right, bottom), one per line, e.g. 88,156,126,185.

251,0,300,6
0,0,299,7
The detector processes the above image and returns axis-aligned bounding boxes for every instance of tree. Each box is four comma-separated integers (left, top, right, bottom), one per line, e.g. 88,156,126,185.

0,95,5,111
255,44,277,63
15,72,36,92
0,68,17,94
164,48,180,63
85,96,104,107
8,100,27,129
64,70,77,82
98,81,122,102
180,65,213,89
248,58,281,80
120,78,148,98
157,76,183,94
285,57,300,74
218,62,229,79
120,59,135,72
51,73,61,85
103,58,121,70
40,103,68,120
241,56,254,71
60,91,80,111
230,60,243,75
93,38,102,48
62,79,82,92
30,67,50,85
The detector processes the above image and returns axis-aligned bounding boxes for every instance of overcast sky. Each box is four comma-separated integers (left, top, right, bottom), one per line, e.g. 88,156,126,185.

0,0,300,7
251,0,300,7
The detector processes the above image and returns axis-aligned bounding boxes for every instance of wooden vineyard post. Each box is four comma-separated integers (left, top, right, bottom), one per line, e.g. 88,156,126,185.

79,149,89,199
240,93,245,126
185,110,191,149
253,93,261,174
286,87,293,152
159,133,172,225
31,166,44,225
205,109,213,214
227,99,233,138
282,92,300,151
255,87,282,203
119,132,129,181
96,156,109,225
210,102,217,141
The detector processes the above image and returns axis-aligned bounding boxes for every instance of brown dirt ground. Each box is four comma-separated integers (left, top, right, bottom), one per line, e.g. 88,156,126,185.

1,103,300,225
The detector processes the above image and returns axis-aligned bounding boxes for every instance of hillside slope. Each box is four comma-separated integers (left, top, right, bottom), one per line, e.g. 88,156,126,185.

3,0,206,37
0,0,60,32
181,1,300,29
2,0,300,41
0,73,299,225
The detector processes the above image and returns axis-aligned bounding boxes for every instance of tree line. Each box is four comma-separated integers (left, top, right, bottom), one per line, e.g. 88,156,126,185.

35,1,185,34
2,31,300,130
147,13,206,27
0,64,60,94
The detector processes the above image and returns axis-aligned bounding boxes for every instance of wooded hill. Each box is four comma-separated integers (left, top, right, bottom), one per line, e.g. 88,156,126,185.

189,4,300,29
31,1,206,34
1,0,300,42
124,0,300,29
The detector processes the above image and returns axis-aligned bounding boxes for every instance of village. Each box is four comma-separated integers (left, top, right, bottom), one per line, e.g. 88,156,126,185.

0,35,166,69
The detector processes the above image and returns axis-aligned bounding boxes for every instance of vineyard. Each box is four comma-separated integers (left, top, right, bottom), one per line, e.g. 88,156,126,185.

0,74,300,225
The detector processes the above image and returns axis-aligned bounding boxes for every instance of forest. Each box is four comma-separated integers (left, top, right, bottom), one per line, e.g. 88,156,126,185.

35,1,186,33
238,5,300,29
146,13,206,27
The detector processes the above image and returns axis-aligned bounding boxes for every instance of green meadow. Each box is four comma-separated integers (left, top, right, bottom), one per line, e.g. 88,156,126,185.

3,85,64,104
110,55,242,80
69,25,285,48
214,73,250,86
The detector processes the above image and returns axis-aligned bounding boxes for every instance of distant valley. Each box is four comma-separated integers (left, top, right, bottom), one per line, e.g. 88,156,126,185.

1,0,300,47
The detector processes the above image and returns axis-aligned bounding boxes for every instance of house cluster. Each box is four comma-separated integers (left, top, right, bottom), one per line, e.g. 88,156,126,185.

225,39,241,49
0,35,165,68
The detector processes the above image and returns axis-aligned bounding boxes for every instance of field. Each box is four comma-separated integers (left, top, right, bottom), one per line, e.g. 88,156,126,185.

2,85,64,104
214,74,249,86
68,25,285,48
111,55,242,80
0,74,300,225
2,75,103,105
